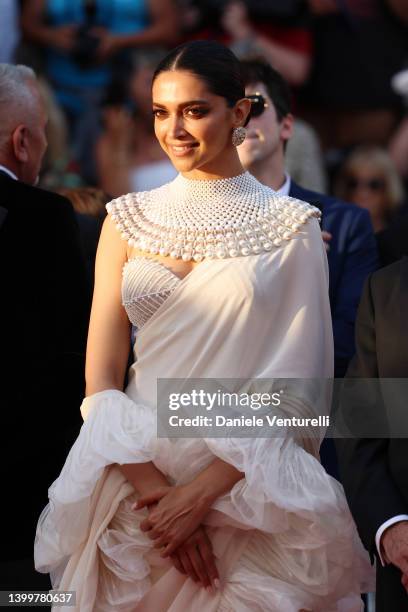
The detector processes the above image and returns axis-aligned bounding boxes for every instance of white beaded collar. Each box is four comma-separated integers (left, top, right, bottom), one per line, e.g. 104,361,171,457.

106,172,320,261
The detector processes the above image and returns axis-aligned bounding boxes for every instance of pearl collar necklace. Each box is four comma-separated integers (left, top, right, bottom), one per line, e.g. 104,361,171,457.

106,172,320,261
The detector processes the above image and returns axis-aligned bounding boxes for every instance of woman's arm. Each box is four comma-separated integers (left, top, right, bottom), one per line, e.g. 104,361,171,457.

244,35,311,87
87,216,218,586
190,457,244,502
21,0,77,51
85,215,131,395
118,0,179,47
221,1,311,87
96,0,179,60
86,216,170,491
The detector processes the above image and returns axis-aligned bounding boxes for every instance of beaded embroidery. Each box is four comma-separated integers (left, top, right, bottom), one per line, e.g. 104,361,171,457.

122,257,180,328
106,172,320,262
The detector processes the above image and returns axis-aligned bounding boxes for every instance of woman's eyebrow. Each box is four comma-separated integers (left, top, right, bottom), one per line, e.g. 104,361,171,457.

152,99,210,108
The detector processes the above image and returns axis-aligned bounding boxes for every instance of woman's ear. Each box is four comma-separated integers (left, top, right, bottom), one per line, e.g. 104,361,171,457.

233,97,252,128
11,125,29,163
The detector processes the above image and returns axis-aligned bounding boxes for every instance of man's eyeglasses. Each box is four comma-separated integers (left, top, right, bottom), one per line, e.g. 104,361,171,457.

345,177,386,192
247,93,269,118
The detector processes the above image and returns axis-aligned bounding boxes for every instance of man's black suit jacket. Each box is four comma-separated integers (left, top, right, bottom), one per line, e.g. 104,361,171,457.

0,171,91,565
336,258,408,611
377,213,408,267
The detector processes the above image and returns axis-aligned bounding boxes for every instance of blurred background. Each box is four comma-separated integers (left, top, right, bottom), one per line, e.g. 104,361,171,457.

2,5,407,602
2,0,408,226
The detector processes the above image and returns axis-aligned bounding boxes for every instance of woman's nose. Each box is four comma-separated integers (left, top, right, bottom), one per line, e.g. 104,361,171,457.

167,115,187,139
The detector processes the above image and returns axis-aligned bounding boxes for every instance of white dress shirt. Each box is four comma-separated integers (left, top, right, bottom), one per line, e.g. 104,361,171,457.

275,173,291,197
0,164,17,180
376,514,408,565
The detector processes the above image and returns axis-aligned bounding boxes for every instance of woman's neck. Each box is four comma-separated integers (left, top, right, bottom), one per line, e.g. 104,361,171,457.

181,150,245,181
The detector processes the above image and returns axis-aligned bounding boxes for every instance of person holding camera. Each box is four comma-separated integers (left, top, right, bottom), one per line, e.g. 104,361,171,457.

21,0,179,180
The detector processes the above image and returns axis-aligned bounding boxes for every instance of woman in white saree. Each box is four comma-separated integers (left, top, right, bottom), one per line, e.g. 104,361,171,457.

35,41,373,611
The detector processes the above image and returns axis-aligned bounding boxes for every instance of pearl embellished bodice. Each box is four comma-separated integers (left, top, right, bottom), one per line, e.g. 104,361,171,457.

107,172,320,263
122,257,180,329
113,172,322,328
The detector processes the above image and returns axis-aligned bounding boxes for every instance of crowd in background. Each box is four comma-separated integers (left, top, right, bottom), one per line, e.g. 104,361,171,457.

2,1,408,601
1,0,407,426
1,0,408,260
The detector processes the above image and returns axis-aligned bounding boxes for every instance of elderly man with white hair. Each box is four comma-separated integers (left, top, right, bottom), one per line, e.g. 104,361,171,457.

0,64,90,589
0,64,48,185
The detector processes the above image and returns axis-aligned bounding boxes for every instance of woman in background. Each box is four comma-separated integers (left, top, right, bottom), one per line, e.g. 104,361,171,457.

335,146,405,233
96,52,177,197
21,0,178,180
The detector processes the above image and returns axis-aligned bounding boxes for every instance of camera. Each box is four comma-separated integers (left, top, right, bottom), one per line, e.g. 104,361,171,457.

71,25,102,69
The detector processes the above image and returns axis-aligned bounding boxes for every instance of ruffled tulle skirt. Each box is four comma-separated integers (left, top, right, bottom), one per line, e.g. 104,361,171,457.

93,478,371,612
35,391,374,611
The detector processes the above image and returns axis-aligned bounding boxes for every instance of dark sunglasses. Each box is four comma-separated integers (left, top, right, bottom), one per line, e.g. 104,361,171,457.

345,177,386,192
247,93,269,118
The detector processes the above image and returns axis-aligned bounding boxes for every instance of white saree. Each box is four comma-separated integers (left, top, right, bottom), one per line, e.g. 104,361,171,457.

35,199,373,611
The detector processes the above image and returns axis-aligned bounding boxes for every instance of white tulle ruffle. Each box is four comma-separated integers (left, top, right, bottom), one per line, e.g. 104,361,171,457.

34,390,156,573
34,389,374,611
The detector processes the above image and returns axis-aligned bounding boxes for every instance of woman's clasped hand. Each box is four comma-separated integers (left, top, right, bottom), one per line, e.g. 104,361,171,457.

134,483,220,589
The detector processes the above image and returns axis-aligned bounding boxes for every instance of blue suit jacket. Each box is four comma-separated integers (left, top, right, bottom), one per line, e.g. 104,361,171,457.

289,181,379,377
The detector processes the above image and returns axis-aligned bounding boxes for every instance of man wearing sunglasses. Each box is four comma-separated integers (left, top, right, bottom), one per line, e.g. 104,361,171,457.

239,59,378,381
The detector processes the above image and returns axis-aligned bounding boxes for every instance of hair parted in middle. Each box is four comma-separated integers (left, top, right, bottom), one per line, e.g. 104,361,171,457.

152,40,246,110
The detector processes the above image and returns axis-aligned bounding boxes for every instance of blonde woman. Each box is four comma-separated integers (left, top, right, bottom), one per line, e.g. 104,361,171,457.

335,146,405,233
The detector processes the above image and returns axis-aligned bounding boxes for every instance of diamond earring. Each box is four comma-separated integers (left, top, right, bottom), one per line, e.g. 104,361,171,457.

232,126,247,147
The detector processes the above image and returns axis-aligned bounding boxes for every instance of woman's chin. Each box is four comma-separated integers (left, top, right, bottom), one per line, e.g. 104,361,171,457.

170,156,201,173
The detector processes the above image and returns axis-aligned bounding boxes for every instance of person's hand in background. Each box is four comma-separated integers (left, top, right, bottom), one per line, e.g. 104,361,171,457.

90,27,122,61
322,230,332,252
381,520,408,593
48,24,78,52
222,0,311,86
